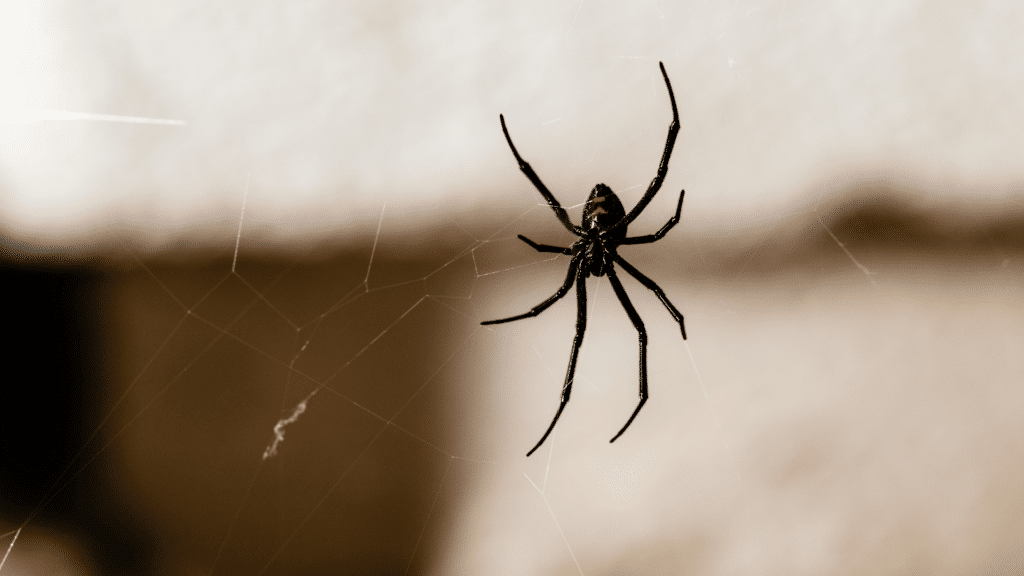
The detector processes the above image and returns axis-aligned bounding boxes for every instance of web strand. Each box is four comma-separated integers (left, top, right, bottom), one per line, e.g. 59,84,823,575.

232,172,250,273
0,528,21,574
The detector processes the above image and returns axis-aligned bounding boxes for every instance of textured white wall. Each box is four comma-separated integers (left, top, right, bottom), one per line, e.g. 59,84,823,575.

2,0,1023,246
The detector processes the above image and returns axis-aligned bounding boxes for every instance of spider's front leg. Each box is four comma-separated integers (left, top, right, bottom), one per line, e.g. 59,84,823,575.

611,61,680,233
500,115,583,236
526,265,588,457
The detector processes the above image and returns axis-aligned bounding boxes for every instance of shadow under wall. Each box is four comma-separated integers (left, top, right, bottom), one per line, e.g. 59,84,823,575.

0,263,156,574
0,247,475,575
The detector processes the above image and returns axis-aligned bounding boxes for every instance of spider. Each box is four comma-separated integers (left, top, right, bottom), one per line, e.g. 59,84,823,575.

483,62,687,457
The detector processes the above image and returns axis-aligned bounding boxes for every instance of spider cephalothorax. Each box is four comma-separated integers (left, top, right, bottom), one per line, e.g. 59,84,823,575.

483,62,687,457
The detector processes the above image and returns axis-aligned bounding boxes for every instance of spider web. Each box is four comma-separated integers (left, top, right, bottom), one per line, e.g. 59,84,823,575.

1,147,748,575
5,135,1024,576
5,1,1024,574
8,143,1023,576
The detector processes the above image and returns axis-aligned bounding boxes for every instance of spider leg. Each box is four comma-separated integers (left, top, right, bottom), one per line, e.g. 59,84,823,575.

519,234,572,255
614,255,686,340
611,61,680,233
481,254,582,325
606,268,648,443
620,189,684,245
500,115,584,237
526,266,588,456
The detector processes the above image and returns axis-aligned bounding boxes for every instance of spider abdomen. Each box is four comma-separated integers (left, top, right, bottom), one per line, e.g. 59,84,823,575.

580,184,626,277
582,184,627,239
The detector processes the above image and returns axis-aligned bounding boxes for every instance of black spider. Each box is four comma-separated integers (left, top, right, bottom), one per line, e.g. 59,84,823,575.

483,62,687,457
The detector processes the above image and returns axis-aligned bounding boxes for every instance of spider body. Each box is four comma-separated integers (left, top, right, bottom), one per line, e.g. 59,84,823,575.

583,184,626,236
484,62,687,457
580,184,626,277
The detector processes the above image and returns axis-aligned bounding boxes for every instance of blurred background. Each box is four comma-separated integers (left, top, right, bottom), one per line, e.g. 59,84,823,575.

2,0,1024,574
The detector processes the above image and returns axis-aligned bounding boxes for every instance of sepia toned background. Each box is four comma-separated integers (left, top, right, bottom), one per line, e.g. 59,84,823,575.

2,0,1024,574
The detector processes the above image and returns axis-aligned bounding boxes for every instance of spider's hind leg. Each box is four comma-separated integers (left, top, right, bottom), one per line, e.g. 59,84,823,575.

614,255,686,340
606,269,648,443
620,189,685,246
481,254,582,326
518,235,571,255
526,267,588,456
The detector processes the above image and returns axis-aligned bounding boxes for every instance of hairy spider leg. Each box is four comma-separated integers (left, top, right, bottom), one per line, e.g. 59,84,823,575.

481,253,582,326
614,255,686,340
620,189,685,245
611,61,680,233
526,266,588,456
500,114,584,236
606,269,649,443
518,234,572,255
